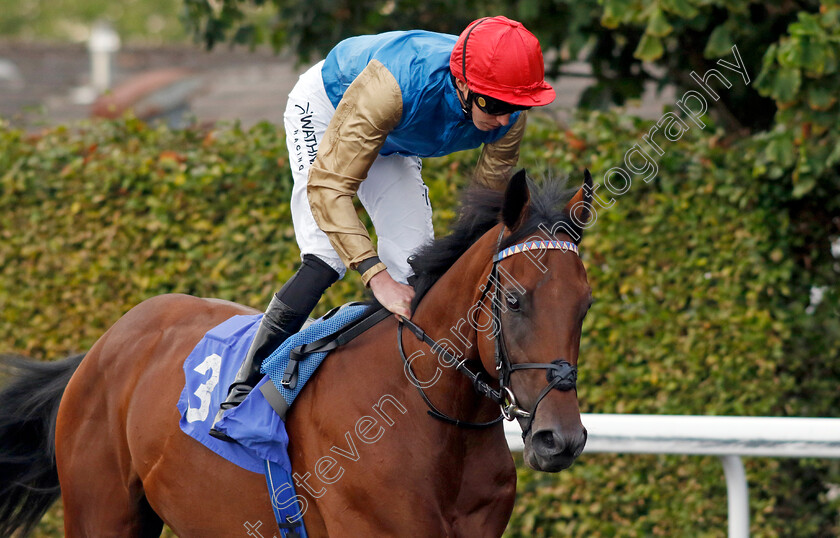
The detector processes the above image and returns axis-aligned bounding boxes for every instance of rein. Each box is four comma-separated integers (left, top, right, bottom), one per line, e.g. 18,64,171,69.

397,227,580,439
398,319,504,429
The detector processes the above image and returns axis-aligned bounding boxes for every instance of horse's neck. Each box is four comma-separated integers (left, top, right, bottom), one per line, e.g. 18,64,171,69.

403,227,500,423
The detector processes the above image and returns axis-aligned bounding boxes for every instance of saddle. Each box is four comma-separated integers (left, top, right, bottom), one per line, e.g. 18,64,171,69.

178,301,389,463
258,302,390,420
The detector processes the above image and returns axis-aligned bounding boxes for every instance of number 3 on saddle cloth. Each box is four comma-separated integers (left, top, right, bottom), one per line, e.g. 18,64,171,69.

176,303,386,538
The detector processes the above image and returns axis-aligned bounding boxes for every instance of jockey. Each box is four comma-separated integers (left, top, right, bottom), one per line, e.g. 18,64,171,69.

211,16,555,437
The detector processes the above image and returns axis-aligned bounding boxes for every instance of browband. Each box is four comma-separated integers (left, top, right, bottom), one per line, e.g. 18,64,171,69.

493,240,578,262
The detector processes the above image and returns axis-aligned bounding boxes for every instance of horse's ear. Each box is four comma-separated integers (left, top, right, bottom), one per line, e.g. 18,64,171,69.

564,169,593,226
502,169,530,231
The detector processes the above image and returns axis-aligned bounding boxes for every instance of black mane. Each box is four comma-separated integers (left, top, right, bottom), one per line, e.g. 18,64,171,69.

409,172,583,310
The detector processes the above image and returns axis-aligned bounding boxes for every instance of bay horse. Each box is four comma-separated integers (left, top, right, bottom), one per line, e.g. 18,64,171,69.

0,169,593,537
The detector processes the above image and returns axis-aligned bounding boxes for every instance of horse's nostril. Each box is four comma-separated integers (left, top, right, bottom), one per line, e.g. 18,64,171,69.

529,428,587,471
540,433,555,450
533,430,562,455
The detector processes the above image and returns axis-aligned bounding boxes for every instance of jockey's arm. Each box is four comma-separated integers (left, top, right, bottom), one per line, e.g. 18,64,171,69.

307,60,403,286
472,110,528,190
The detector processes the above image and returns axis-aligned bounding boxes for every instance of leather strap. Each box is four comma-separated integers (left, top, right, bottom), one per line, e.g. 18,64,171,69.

397,318,504,429
261,305,391,420
281,306,391,389
399,317,504,405
260,382,291,420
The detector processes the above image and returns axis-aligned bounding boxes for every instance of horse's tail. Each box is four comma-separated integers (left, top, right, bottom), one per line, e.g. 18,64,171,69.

0,353,85,537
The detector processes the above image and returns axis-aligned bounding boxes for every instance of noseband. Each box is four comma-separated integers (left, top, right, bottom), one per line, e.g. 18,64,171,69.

398,227,580,439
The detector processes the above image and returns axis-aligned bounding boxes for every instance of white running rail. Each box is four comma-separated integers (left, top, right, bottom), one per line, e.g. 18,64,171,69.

505,414,840,537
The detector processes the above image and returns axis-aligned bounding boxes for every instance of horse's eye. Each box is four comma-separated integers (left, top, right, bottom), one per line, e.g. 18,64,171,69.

506,295,521,312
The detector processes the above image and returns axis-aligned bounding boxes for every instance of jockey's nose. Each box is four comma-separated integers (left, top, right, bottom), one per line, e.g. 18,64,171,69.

497,114,511,126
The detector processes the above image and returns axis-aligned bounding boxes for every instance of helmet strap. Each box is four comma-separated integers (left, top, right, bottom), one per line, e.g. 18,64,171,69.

453,75,474,120
456,18,489,122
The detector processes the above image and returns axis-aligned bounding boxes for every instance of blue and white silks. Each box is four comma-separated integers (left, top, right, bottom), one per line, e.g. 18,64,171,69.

321,30,521,158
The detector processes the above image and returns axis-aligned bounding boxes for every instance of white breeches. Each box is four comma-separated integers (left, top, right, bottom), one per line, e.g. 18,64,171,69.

283,61,434,284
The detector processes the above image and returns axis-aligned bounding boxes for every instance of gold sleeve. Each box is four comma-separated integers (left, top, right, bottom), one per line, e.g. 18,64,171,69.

307,60,403,285
473,111,528,191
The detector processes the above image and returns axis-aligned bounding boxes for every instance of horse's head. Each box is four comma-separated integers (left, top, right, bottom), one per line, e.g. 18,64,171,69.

408,169,593,471
475,169,593,472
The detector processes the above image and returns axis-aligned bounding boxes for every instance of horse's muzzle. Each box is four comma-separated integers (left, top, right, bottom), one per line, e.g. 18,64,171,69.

527,425,588,472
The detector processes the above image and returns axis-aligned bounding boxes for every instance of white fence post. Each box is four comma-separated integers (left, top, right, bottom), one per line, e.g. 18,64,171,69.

88,21,120,93
719,455,749,538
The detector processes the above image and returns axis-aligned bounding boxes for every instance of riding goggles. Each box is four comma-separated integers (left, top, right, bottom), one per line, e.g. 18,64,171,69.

473,93,531,116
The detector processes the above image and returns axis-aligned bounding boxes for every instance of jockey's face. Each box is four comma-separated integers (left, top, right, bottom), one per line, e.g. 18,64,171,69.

454,78,513,131
471,106,512,131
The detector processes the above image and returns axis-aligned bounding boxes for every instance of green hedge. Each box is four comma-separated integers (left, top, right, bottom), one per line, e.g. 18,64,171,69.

1,111,837,536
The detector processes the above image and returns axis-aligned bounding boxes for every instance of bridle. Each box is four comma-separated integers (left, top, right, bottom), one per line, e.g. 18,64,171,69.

398,227,580,439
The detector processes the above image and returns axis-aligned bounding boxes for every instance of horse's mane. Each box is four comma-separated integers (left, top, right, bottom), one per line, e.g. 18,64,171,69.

409,173,582,310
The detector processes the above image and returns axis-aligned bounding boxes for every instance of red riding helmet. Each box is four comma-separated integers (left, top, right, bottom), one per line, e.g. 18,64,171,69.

450,16,555,107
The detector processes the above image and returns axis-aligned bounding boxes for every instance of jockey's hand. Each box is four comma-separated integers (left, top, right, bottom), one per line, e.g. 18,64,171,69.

369,270,414,319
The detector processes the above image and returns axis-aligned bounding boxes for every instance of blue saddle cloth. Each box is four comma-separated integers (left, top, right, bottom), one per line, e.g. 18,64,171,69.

176,304,370,472
176,304,370,538
177,313,267,473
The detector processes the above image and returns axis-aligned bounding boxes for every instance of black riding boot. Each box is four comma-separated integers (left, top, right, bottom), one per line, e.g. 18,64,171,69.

209,254,339,441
